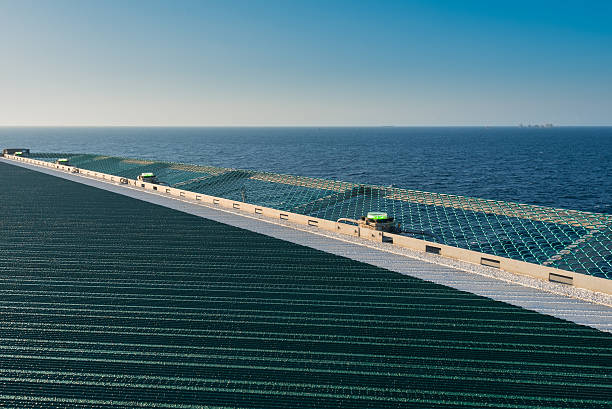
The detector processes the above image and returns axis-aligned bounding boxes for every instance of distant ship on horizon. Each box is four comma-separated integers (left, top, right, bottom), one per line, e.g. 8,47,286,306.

519,123,554,128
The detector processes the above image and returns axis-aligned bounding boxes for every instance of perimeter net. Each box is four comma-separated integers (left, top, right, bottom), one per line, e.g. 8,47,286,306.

31,153,612,279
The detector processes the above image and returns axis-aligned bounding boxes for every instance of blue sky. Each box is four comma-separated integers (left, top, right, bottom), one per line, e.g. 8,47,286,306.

1,0,610,125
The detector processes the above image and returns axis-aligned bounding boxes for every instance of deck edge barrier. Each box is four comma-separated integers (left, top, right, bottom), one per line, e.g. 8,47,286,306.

5,153,611,296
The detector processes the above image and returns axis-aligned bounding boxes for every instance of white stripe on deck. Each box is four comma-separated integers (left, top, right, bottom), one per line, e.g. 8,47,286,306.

4,158,611,332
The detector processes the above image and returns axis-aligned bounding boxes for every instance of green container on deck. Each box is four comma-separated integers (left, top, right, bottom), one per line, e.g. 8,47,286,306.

367,211,388,220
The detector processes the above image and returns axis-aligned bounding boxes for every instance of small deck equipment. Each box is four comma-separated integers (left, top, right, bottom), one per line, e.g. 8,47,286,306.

2,148,30,156
337,211,402,234
360,211,400,233
338,211,431,237
56,158,69,165
138,172,159,184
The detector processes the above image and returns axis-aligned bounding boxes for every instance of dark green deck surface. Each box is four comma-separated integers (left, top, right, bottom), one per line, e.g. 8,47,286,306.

0,162,610,409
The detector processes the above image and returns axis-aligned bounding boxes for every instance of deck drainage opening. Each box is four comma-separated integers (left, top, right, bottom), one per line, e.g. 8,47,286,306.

426,245,441,255
213,199,220,205
255,208,263,214
280,214,289,220
233,203,240,209
481,257,500,268
308,220,318,227
549,273,574,285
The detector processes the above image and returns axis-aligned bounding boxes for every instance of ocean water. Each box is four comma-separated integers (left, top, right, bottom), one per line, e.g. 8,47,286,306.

1,126,610,214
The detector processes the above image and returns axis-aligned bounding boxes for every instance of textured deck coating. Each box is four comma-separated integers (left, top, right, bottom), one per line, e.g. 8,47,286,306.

0,162,611,408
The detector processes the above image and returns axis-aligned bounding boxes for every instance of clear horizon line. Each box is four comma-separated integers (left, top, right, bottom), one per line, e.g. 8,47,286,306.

1,124,612,128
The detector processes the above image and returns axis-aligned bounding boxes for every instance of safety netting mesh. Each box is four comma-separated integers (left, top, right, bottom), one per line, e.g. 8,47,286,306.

31,153,612,279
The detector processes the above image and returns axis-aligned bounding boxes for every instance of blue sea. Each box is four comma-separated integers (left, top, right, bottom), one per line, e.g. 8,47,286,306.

1,126,610,214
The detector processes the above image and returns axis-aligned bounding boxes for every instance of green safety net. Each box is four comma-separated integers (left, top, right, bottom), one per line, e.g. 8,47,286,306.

30,152,612,279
